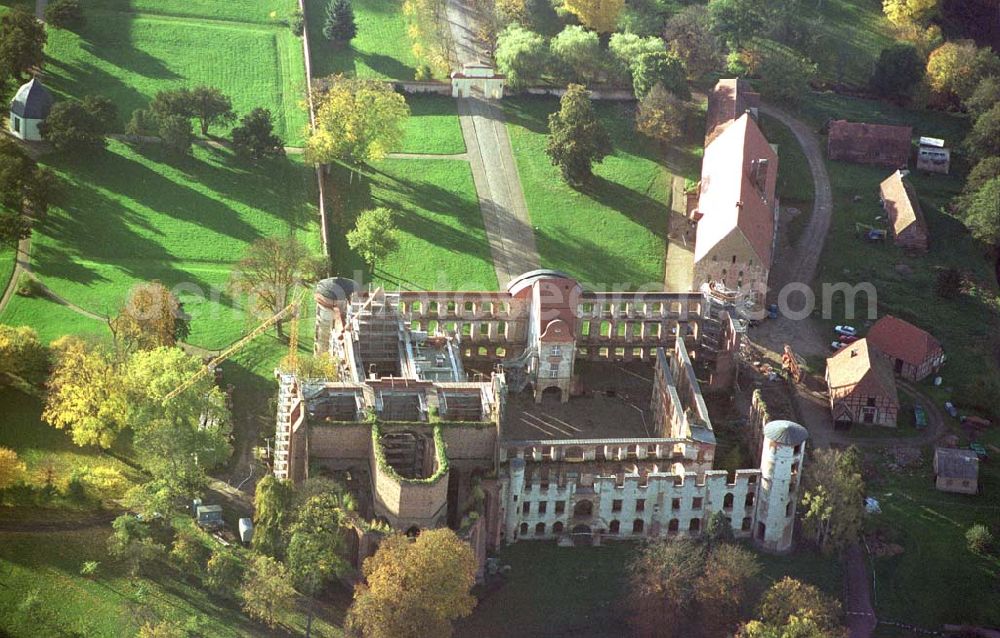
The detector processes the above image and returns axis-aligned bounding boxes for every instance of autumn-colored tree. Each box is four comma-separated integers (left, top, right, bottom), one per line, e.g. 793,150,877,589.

240,554,298,628
109,281,188,354
738,577,847,637
306,76,410,166
402,0,452,77
926,40,1000,102
800,447,864,554
0,324,48,388
664,5,721,79
206,548,244,598
636,83,688,147
562,0,624,33
170,527,211,573
0,447,26,490
883,0,939,26
347,529,477,638
347,207,400,273
228,237,323,338
44,336,128,448
252,474,295,558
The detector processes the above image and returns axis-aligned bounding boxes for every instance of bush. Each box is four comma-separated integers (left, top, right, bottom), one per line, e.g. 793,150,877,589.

966,524,993,554
171,528,211,574
44,0,84,29
63,471,89,503
289,8,305,36
80,560,100,577
206,549,244,598
15,274,44,298
231,108,284,161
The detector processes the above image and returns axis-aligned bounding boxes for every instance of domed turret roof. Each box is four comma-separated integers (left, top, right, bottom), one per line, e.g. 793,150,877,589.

315,277,358,302
10,78,54,120
763,420,808,446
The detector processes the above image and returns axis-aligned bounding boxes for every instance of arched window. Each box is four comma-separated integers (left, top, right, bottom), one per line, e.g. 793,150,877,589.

553,521,564,534
723,493,734,510
632,519,644,535
690,518,701,532
519,522,528,536
535,522,546,536
609,520,620,534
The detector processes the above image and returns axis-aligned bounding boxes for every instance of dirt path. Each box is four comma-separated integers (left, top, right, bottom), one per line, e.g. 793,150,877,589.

0,511,116,533
0,234,31,316
845,543,878,638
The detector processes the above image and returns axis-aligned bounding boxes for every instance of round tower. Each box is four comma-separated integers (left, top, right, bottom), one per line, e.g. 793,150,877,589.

754,420,808,553
314,278,357,356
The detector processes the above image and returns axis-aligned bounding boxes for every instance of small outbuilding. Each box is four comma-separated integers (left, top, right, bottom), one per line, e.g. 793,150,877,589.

933,447,979,495
451,62,505,99
8,78,54,142
827,120,912,168
866,314,945,381
916,137,950,174
879,170,929,252
826,338,900,427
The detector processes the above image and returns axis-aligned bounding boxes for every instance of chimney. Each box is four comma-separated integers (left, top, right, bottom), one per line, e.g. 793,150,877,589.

850,349,858,358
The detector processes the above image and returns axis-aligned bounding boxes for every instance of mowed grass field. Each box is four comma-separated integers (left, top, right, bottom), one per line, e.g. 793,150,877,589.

505,98,701,288
34,0,308,143
304,0,418,80
328,158,497,290
398,96,466,155
20,141,319,350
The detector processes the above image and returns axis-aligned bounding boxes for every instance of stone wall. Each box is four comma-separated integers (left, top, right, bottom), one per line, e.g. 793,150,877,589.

310,423,372,464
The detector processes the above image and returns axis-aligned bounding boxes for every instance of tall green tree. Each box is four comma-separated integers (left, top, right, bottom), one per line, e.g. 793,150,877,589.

240,554,298,628
39,96,117,150
966,103,1000,161
251,475,295,558
757,46,818,106
708,0,766,48
550,25,605,84
323,0,357,46
964,177,1000,248
347,529,477,638
0,8,46,83
232,108,284,161
800,447,864,554
738,577,847,637
188,86,236,136
546,84,612,185
632,50,690,100
495,25,550,90
306,76,409,166
664,6,721,79
870,43,925,102
347,207,400,273
0,137,52,247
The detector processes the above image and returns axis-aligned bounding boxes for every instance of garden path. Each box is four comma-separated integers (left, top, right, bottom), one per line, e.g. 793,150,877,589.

0,235,31,317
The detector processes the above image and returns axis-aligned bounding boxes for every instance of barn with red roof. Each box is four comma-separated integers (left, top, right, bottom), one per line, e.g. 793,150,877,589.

866,315,945,382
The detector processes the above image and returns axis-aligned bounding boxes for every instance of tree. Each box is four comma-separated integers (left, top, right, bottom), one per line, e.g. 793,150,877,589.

252,475,295,558
495,25,550,90
562,0,624,33
306,76,409,166
708,0,766,48
228,237,322,337
870,43,924,102
240,554,297,628
926,40,1000,102
347,529,476,638
956,156,1000,213
158,114,194,154
550,25,605,84
347,207,400,273
963,177,1000,247
288,493,353,635
546,84,612,185
966,103,1000,161
170,527,210,573
632,50,690,100
965,76,1000,119
664,6,721,79
0,447,26,490
206,549,244,598
150,88,196,120
636,83,687,147
39,96,116,150
883,0,939,26
323,0,357,46
44,336,128,448
44,0,84,30
0,324,48,388
739,577,847,637
800,447,864,554
0,8,46,83
757,46,817,106
108,514,166,577
935,267,964,299
628,539,705,637
138,621,186,638
109,281,188,354
0,136,51,247
232,108,285,161
966,524,993,554
705,509,735,545
697,543,761,636
188,86,235,136
608,33,663,77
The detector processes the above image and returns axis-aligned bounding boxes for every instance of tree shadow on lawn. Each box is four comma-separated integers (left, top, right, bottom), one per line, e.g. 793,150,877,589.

43,58,151,132
77,13,181,84
534,227,657,289
366,168,479,221
578,174,668,236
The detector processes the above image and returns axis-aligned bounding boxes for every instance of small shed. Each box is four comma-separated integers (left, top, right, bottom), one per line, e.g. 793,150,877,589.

451,62,505,100
8,78,54,142
933,447,979,495
827,120,912,168
916,137,950,175
879,170,929,252
866,314,945,381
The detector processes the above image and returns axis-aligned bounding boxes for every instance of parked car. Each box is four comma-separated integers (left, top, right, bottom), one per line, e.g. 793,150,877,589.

839,335,859,344
834,325,857,336
944,402,959,418
969,443,988,460
830,341,847,351
913,405,927,429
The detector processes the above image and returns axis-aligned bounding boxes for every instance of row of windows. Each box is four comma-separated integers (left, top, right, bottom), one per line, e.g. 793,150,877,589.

518,517,755,537
521,493,754,517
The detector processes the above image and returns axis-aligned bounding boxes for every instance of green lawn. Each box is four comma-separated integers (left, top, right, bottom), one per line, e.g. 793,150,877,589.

25,141,319,350
759,114,814,245
799,92,972,145
38,0,308,143
796,0,896,88
0,527,348,637
0,293,110,343
304,0,418,80
0,246,14,293
505,98,701,288
869,448,1000,631
328,159,498,290
398,96,466,155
